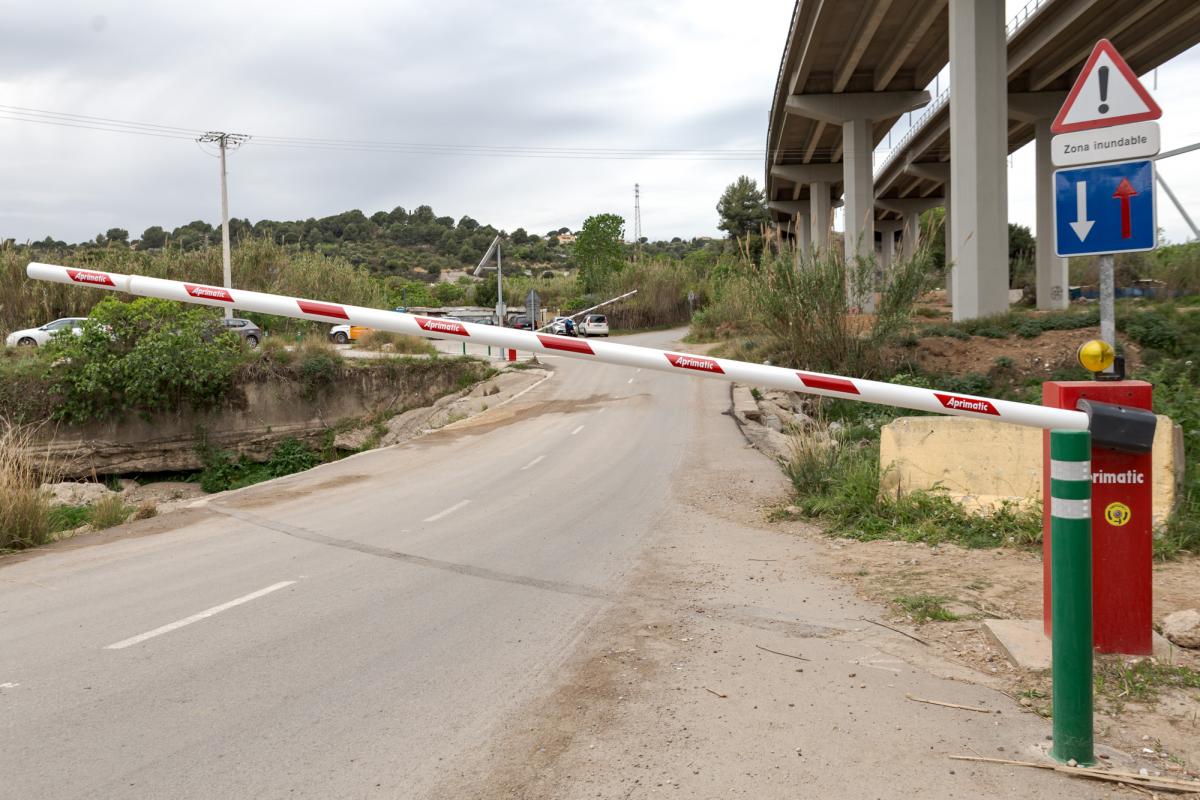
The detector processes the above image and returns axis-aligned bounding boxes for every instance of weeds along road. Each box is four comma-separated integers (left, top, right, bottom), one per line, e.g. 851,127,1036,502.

0,328,1117,799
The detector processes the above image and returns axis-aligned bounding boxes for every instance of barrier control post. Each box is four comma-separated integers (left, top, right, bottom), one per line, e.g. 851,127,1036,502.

1042,380,1154,654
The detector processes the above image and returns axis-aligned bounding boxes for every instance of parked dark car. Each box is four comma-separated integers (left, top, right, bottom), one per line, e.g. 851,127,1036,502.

509,316,533,330
220,317,264,348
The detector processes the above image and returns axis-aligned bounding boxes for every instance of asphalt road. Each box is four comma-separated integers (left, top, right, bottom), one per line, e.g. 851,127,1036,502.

0,329,696,800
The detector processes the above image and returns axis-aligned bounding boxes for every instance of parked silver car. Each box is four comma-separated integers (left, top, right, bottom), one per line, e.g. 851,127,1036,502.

5,317,87,347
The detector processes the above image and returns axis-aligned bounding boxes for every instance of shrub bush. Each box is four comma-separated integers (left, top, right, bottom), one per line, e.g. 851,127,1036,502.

197,437,321,493
43,297,244,424
293,338,342,398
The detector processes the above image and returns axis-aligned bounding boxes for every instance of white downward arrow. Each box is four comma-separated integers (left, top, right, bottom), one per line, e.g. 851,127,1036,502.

1070,181,1094,241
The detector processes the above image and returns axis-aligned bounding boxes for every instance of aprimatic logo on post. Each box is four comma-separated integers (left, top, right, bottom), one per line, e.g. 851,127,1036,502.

1051,39,1162,134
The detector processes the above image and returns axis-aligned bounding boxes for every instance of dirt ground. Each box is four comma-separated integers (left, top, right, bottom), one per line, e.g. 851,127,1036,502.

804,533,1200,774
899,328,1143,379
431,374,1196,799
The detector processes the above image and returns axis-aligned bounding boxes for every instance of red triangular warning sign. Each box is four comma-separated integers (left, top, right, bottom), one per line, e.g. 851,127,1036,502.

1052,39,1162,134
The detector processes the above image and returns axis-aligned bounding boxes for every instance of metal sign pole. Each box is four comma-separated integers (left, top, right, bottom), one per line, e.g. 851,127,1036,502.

1098,254,1115,369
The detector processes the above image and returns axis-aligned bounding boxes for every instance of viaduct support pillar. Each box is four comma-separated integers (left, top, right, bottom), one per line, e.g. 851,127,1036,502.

878,195,943,274
876,220,903,277
784,90,929,293
1011,93,1070,310
902,213,921,261
949,0,1009,320
811,182,832,251
843,117,876,311
1035,119,1068,309
795,212,812,262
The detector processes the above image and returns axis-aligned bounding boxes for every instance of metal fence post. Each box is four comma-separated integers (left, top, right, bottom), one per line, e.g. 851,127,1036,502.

1050,429,1094,765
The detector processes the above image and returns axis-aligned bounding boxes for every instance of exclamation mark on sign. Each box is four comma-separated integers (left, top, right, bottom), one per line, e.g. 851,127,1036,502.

1097,66,1110,114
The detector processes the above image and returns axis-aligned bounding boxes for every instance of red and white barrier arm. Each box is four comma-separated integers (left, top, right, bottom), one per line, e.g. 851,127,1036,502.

27,262,1090,432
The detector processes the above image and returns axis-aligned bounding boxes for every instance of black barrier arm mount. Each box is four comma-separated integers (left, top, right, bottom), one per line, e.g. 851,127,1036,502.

1078,399,1157,454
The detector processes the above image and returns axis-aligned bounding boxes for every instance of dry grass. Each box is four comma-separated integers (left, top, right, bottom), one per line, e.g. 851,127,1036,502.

89,494,131,529
355,329,435,354
0,420,57,550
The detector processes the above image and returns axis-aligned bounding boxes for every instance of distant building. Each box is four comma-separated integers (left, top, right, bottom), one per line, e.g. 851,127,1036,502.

557,232,577,244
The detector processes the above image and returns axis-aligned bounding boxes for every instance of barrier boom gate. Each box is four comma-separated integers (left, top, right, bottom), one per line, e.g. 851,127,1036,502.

28,261,1111,435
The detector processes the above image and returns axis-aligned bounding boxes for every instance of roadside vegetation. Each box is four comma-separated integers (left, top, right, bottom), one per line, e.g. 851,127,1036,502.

0,421,57,550
691,208,1199,559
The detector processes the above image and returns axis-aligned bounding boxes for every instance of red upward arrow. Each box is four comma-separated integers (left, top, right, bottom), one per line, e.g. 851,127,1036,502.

1113,178,1138,239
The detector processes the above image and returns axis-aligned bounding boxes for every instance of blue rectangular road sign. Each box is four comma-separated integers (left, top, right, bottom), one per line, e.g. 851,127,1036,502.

1054,159,1156,257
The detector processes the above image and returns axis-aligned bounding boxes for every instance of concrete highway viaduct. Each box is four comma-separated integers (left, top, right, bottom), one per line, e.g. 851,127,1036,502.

765,0,1200,319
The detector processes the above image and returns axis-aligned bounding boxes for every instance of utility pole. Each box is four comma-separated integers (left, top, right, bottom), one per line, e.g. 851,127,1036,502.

197,131,250,318
633,183,643,262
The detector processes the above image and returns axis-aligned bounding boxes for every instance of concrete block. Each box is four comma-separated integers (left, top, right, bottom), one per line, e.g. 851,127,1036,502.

983,619,1180,670
732,386,762,422
879,415,1183,524
879,417,1041,512
983,619,1051,672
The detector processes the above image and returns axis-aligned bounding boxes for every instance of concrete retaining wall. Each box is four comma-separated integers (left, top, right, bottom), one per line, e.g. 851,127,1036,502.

28,360,486,477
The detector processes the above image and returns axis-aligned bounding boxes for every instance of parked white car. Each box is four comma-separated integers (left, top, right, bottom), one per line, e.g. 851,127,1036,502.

578,314,610,337
5,317,87,347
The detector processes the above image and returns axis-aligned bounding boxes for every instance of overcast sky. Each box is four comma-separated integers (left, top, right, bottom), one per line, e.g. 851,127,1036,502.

2,1,1197,246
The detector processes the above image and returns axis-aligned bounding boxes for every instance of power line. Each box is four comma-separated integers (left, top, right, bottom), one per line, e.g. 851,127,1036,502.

0,103,841,162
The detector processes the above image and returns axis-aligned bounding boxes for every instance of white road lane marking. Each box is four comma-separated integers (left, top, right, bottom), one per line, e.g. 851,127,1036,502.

571,425,585,435
598,408,606,414
424,499,471,522
520,455,546,471
104,581,296,650
627,378,634,384
0,682,19,689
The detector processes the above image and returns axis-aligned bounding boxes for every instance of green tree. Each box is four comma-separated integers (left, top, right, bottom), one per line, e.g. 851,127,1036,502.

716,176,768,239
105,228,130,245
140,226,167,248
920,207,947,274
474,278,499,308
433,281,466,305
1008,222,1037,290
575,213,626,293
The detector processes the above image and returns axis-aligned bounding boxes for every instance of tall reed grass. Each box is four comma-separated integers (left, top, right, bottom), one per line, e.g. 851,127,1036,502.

693,244,935,377
2,239,387,335
0,421,57,550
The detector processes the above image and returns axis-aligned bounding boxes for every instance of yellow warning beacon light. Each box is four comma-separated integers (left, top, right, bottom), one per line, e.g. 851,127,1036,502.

1077,339,1116,374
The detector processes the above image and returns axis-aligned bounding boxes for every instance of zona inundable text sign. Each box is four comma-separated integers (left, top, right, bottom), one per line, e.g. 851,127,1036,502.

1051,120,1160,167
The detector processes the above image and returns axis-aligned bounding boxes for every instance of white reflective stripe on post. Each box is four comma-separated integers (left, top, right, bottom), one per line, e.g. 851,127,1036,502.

26,261,1091,433
1051,460,1092,482
1050,498,1091,519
